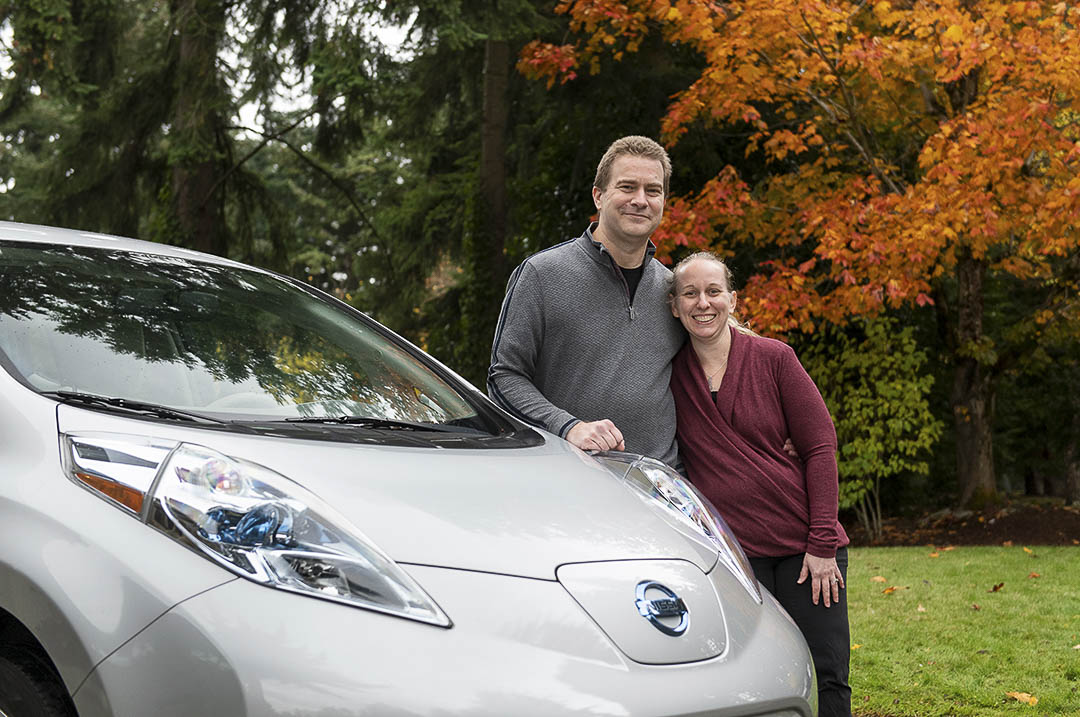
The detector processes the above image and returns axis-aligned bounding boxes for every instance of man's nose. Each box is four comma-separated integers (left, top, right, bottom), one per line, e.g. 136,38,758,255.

629,187,648,205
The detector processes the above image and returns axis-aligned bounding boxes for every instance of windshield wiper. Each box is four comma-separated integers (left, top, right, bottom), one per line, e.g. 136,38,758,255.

279,415,455,432
43,391,230,425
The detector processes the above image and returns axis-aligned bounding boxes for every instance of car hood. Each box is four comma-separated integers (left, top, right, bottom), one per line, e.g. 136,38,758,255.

57,406,718,580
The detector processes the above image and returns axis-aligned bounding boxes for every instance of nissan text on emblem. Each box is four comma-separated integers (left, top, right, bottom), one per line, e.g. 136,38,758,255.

635,580,689,636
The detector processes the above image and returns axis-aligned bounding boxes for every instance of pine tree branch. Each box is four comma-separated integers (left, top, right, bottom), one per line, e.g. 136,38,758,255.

206,108,319,207
214,114,385,247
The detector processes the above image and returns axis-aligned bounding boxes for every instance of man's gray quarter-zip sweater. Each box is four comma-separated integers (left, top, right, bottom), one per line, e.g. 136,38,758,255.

487,223,686,467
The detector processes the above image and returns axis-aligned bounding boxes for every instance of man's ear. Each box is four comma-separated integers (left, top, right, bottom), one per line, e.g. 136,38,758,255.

591,185,603,210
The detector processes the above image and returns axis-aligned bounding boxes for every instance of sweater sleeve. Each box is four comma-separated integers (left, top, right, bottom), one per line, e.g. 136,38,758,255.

486,262,580,438
777,347,841,558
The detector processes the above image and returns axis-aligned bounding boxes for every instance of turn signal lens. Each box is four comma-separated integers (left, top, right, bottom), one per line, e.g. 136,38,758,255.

72,471,145,512
63,434,174,515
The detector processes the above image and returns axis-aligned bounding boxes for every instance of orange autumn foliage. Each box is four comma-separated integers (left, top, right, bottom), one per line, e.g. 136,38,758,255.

520,0,1080,335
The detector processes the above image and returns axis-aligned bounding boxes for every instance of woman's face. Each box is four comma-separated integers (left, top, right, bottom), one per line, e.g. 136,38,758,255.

671,259,737,342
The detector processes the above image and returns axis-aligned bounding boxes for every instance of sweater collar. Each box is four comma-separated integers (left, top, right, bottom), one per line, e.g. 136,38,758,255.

581,222,658,270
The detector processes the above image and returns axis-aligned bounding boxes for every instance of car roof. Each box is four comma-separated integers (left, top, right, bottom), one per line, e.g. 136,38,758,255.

0,220,251,271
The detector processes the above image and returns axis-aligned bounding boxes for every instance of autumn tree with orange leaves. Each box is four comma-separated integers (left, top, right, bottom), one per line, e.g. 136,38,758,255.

521,0,1080,507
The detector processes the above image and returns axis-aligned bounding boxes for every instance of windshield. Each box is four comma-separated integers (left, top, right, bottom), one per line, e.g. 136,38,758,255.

0,241,489,431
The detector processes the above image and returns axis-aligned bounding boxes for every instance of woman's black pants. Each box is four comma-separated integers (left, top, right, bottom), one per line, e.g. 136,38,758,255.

749,548,852,717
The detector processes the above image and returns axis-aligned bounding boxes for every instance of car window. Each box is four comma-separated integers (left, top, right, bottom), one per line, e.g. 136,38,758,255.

0,242,481,428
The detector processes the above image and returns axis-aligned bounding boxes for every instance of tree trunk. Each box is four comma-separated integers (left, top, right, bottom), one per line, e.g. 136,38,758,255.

1065,388,1080,507
951,248,998,507
856,483,884,543
1063,449,1080,507
480,38,509,284
457,37,511,385
172,0,227,256
1024,466,1045,497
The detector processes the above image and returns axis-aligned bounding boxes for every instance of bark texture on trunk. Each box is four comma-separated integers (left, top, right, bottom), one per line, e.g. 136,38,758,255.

172,0,226,256
951,248,998,507
480,37,509,282
455,37,512,386
1065,391,1080,507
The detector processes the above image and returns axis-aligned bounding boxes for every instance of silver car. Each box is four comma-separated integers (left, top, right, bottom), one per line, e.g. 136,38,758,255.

0,221,816,717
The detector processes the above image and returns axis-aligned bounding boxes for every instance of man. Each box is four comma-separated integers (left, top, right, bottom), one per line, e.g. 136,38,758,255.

487,136,684,466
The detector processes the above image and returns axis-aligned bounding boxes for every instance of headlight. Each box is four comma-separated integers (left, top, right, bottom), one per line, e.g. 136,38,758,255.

594,452,762,603
63,434,451,627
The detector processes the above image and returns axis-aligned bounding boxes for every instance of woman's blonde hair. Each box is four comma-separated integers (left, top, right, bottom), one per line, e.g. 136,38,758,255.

667,251,757,335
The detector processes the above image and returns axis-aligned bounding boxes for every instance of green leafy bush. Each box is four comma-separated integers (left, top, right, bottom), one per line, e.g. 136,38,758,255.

803,316,943,540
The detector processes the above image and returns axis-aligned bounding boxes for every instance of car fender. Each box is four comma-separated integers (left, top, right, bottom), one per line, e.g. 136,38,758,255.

0,375,233,693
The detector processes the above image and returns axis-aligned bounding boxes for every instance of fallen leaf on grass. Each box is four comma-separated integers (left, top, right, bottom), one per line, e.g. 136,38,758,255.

870,575,887,583
1023,546,1035,555
929,551,940,558
1004,691,1038,705
882,585,908,595
917,604,926,612
852,643,862,649
989,582,1004,593
1072,644,1080,650
1028,572,1040,579
942,546,955,551
972,603,981,610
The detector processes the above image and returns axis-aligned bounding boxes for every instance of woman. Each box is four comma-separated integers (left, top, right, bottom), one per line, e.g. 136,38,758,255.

668,252,851,717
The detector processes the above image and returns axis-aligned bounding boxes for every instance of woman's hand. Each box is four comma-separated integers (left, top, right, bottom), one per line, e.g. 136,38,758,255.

797,553,844,607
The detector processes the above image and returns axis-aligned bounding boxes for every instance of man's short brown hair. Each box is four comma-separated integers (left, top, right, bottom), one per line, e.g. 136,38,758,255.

593,136,672,195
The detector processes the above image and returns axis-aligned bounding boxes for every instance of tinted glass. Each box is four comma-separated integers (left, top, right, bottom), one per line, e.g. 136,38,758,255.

0,242,480,427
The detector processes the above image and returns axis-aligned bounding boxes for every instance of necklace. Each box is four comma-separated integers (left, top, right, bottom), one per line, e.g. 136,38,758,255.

699,329,733,390
703,333,733,390
706,356,729,390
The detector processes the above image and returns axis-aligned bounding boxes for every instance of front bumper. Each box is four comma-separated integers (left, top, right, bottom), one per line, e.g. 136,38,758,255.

73,563,815,717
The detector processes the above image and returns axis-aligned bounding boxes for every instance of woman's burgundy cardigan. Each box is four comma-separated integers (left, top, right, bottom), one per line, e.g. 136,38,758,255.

670,327,849,559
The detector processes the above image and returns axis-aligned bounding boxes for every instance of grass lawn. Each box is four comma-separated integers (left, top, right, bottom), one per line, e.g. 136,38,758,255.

848,545,1080,716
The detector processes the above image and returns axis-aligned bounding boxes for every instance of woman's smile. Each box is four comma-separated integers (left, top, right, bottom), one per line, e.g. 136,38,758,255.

671,258,737,341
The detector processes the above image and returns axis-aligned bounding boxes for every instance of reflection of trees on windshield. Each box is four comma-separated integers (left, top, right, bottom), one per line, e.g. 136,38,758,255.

0,244,461,423
269,335,451,421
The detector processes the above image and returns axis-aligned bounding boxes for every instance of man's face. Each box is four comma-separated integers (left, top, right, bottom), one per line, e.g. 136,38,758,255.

592,155,665,247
